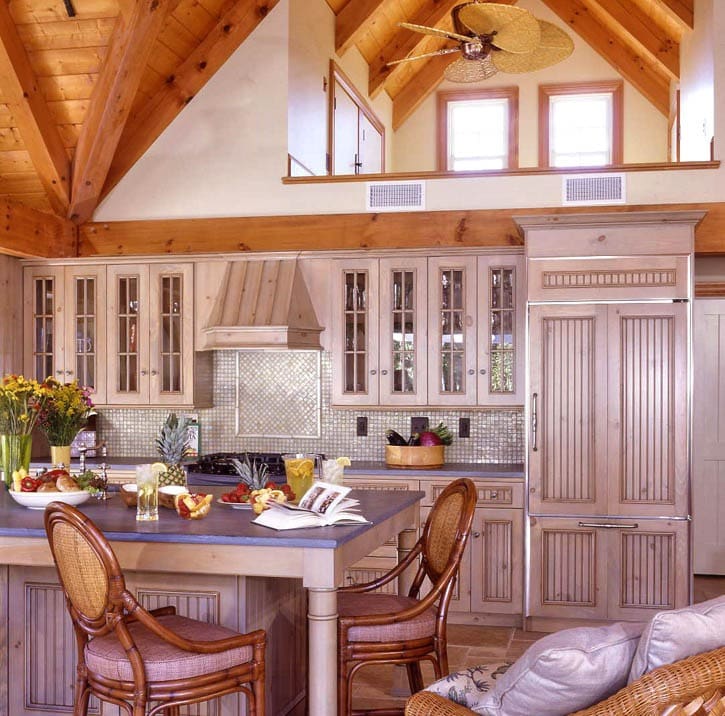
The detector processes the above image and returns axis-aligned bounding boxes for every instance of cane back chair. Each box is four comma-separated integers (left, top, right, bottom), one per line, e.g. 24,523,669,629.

44,501,266,716
337,477,478,716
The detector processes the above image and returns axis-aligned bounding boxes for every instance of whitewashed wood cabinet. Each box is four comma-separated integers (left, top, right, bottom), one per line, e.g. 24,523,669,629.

23,265,107,403
106,263,212,407
344,474,524,626
331,252,525,407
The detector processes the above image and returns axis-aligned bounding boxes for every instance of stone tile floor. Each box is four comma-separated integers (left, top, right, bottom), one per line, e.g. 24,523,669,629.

351,575,725,712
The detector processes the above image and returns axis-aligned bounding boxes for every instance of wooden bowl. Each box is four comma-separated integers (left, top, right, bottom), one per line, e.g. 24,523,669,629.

385,445,445,469
119,484,137,507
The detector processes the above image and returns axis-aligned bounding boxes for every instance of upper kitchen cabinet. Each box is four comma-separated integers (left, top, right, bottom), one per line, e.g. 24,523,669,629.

106,264,212,407
331,252,524,407
23,265,107,404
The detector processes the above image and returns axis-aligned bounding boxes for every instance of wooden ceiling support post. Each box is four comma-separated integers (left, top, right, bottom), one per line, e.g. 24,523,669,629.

68,0,173,224
653,0,694,30
0,198,76,258
0,2,70,215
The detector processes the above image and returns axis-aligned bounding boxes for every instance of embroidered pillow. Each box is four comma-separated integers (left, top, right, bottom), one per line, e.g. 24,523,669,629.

425,621,643,716
629,595,725,681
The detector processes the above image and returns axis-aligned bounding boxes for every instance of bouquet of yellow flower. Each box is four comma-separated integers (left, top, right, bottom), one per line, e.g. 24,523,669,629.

0,375,53,436
38,379,95,445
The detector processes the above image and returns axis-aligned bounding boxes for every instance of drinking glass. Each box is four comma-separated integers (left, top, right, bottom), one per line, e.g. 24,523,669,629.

136,464,159,521
321,459,345,485
282,454,319,503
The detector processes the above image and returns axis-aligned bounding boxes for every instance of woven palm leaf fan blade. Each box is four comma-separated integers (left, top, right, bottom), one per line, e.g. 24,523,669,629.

444,56,498,83
387,47,463,67
398,21,476,44
456,3,541,54
491,20,574,73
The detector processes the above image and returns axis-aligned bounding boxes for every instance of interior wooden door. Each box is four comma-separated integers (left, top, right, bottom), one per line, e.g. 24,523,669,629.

332,79,358,175
693,298,725,574
358,112,382,174
528,304,609,516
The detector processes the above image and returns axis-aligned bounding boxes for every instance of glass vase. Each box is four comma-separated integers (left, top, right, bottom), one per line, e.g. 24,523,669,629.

50,445,72,469
1,434,32,489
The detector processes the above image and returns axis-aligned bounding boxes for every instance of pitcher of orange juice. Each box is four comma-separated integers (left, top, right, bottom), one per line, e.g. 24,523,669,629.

282,454,319,502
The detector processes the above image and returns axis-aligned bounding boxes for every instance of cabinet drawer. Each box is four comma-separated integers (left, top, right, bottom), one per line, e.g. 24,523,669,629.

423,480,523,508
345,475,420,492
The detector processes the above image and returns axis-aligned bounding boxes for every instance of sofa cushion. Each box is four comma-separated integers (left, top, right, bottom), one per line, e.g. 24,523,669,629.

425,621,643,716
424,662,511,711
629,595,725,682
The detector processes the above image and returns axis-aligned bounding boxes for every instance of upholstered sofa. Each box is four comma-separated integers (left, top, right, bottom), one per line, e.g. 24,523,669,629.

405,596,725,716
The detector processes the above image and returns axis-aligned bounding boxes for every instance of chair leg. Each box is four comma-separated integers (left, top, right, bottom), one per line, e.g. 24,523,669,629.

252,675,265,716
338,658,352,716
73,686,91,716
406,662,424,694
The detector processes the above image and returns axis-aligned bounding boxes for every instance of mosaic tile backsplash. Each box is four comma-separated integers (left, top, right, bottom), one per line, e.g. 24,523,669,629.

100,351,524,463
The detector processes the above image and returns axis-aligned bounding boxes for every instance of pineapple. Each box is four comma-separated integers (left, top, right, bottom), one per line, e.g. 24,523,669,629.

155,413,190,487
231,455,270,491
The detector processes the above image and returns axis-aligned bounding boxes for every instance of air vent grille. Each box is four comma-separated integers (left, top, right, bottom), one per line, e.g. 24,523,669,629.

562,173,626,205
366,181,425,212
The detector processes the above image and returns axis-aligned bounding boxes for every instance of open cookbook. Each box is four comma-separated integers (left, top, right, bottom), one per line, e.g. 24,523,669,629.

252,481,369,530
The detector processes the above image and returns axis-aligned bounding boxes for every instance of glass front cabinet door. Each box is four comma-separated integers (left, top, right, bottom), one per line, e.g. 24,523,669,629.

24,265,107,403
107,264,193,405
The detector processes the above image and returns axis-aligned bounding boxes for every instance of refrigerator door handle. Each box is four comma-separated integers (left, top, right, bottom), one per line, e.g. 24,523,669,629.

531,392,538,452
578,521,639,529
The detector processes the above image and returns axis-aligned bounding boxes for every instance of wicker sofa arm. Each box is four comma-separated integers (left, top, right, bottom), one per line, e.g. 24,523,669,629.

405,691,476,716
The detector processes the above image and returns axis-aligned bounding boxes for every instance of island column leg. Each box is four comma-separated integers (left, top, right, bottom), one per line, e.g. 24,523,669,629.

308,587,338,716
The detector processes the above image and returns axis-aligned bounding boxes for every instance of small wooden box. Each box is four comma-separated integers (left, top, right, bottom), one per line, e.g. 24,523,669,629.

385,445,444,469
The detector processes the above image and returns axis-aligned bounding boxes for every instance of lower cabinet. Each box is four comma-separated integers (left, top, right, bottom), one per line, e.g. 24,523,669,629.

344,474,524,625
5,566,306,716
527,517,690,628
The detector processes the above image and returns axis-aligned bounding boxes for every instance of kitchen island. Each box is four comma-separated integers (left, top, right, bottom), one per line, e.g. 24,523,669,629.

0,486,422,716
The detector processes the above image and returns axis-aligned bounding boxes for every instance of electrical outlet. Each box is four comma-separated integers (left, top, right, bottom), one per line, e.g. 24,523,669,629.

411,416,429,435
458,417,471,438
356,416,368,437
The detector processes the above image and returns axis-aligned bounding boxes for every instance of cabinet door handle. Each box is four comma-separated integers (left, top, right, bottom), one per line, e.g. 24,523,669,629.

151,370,158,376
65,370,73,375
531,392,538,452
577,522,639,529
381,369,388,375
56,369,64,375
370,369,377,375
468,369,475,375
490,491,498,499
479,369,486,375
472,531,481,538
140,370,148,376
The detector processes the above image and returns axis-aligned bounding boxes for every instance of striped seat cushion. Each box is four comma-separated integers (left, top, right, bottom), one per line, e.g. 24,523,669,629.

339,592,436,643
85,614,253,682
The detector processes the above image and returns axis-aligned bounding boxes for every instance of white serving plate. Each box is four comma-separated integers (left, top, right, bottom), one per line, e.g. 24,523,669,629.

217,498,252,510
8,489,91,510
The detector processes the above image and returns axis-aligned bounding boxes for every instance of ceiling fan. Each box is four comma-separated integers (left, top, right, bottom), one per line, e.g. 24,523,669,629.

388,2,574,83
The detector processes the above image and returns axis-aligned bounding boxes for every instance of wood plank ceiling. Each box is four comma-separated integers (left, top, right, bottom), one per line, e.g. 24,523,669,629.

0,0,695,257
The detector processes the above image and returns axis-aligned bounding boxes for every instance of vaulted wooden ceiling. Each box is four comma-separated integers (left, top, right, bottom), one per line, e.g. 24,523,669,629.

0,0,695,257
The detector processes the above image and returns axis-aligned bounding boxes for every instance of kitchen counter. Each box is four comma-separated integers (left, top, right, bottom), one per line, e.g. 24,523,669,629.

346,461,524,478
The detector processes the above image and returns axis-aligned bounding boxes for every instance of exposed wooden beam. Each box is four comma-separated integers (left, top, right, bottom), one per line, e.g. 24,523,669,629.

392,53,457,130
69,0,172,224
0,198,76,258
0,2,70,215
652,0,694,30
78,200,725,257
590,0,679,79
335,0,386,55
540,0,671,115
103,0,280,201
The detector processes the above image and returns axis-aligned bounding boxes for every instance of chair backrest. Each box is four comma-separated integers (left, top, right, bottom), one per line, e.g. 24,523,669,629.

416,478,477,599
44,501,128,638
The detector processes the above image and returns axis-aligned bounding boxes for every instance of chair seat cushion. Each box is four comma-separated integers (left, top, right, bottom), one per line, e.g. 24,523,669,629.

338,592,436,643
85,614,253,683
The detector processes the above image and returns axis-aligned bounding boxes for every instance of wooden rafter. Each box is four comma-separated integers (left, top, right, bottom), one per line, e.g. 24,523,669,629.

77,200,725,257
392,53,458,130
102,0,280,201
653,0,694,30
0,2,70,216
336,0,386,55
590,0,679,79
540,0,671,115
0,198,76,258
69,0,172,224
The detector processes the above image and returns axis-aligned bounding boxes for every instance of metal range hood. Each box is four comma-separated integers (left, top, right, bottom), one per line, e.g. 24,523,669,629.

200,259,323,350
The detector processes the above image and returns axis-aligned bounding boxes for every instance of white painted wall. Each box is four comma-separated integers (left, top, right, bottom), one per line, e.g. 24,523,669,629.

393,0,668,171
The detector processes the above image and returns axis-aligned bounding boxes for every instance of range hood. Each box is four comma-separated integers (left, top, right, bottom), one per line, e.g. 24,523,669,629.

201,259,323,350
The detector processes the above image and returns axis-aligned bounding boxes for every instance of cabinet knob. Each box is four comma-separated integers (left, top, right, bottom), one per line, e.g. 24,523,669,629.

480,369,486,375
370,369,377,375
55,370,63,375
490,491,498,499
468,369,475,375
65,370,73,376
381,369,388,375
472,531,481,538
151,370,158,376
140,370,148,376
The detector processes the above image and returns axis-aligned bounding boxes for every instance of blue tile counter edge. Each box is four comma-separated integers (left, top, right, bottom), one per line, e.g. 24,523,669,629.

346,462,525,478
0,486,424,550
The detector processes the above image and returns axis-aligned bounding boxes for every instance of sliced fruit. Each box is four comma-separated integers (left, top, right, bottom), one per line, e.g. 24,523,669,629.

336,457,351,467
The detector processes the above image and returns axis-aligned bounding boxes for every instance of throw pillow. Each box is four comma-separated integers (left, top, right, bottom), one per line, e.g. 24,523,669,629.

629,595,725,682
425,621,643,716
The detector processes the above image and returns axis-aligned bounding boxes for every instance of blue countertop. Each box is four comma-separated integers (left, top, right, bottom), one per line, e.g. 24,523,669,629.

0,486,424,550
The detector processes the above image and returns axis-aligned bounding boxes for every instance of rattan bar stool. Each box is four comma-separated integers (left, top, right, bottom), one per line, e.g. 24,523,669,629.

44,501,266,716
337,477,477,716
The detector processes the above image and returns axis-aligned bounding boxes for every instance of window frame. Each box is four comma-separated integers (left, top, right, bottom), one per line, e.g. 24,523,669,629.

437,88,519,172
538,80,624,168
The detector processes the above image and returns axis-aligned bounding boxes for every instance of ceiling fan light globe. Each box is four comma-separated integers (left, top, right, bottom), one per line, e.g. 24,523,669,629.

444,56,498,83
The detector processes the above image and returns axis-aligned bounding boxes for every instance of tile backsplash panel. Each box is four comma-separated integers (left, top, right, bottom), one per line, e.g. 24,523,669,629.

100,351,524,463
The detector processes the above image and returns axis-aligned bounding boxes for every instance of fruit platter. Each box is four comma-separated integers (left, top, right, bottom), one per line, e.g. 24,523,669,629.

7,467,106,510
219,455,295,513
